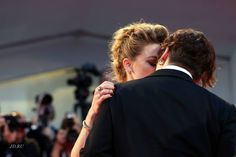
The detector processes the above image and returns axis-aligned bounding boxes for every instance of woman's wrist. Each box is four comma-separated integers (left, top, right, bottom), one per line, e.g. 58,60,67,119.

84,109,97,128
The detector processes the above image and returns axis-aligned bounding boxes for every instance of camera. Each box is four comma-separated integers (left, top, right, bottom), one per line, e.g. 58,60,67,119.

66,128,79,145
67,63,101,118
61,114,80,142
67,63,100,89
1,113,32,131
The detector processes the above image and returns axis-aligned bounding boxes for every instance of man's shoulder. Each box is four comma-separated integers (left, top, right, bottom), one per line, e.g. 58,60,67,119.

115,77,151,93
199,86,232,106
198,86,236,119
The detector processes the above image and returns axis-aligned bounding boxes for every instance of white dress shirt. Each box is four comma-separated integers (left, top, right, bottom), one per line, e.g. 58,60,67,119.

163,65,193,79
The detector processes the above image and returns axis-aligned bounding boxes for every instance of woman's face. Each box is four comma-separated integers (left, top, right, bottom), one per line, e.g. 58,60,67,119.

128,43,160,80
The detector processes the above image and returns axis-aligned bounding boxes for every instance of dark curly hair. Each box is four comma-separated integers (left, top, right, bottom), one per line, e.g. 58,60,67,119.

159,28,216,87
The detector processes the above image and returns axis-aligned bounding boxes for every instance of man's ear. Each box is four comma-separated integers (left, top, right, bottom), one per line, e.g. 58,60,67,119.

123,58,132,73
158,47,169,65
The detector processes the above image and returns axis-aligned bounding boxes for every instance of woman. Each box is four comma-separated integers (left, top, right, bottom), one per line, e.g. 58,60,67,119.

71,22,169,157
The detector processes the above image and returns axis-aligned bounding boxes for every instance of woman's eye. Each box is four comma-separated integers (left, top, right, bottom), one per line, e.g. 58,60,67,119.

148,62,157,67
147,57,158,67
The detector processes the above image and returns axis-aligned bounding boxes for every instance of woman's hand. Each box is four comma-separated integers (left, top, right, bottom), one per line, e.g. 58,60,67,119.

90,81,115,115
83,81,115,129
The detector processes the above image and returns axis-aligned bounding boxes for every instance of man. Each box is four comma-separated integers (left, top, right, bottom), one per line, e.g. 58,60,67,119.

81,29,236,157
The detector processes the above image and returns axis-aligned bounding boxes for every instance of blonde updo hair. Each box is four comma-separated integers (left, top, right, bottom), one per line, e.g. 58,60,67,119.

109,22,169,82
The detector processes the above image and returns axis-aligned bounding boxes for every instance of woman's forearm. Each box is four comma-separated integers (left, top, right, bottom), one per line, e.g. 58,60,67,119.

71,81,114,157
71,109,97,157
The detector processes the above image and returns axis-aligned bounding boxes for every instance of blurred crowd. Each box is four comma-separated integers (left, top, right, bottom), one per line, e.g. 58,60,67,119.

0,93,81,157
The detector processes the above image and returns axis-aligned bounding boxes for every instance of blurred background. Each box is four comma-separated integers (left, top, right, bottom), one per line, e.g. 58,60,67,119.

0,0,235,138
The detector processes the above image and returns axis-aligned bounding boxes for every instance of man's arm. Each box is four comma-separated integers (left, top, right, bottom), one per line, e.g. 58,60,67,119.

80,99,113,157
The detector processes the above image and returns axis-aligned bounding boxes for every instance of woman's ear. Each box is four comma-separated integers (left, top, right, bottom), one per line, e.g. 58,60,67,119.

123,58,132,73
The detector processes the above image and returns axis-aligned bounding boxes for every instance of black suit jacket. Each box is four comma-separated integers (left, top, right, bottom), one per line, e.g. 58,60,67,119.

81,69,236,157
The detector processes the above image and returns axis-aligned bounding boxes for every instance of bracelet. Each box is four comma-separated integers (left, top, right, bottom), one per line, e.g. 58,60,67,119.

82,120,92,131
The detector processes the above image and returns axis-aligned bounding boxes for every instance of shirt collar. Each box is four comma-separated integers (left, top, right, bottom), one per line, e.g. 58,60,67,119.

163,65,193,79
